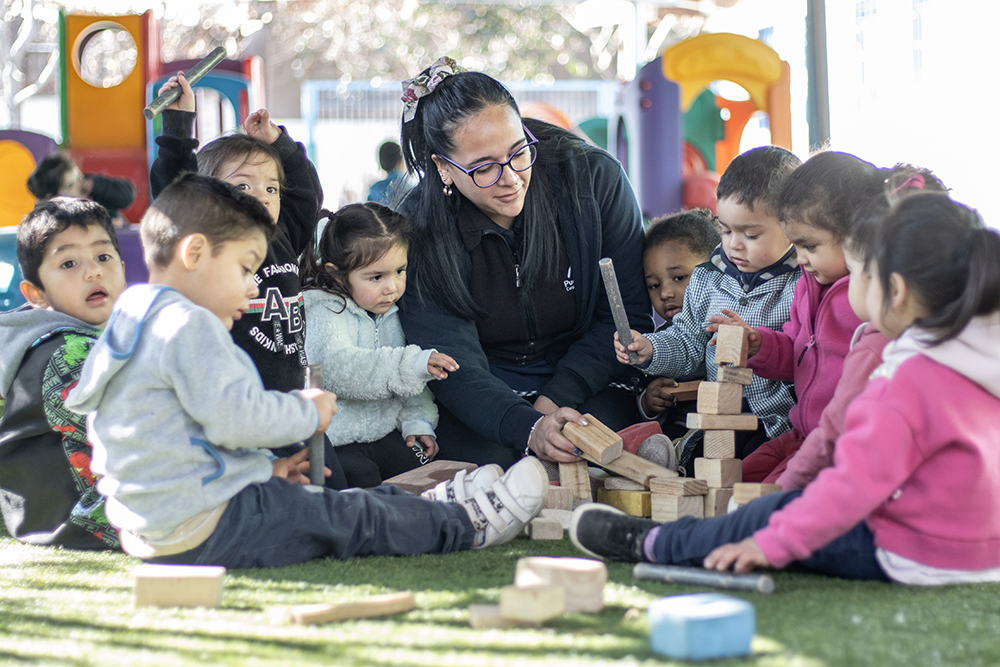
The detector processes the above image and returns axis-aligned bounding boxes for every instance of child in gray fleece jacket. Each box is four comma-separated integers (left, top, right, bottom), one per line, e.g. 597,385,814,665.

65,174,547,567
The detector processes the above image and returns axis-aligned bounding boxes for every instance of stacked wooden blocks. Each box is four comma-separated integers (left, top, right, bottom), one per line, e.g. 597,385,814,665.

686,324,758,517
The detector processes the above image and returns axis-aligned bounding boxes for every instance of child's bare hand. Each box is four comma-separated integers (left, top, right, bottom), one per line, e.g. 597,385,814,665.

244,109,281,144
406,434,439,459
614,330,652,365
158,72,196,112
641,377,679,415
704,537,771,574
302,388,337,433
271,447,331,485
427,352,458,380
706,309,761,357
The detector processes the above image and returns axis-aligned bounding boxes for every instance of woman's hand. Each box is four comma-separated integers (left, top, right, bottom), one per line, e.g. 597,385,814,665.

703,537,771,574
427,352,458,380
406,434,439,459
614,330,652,365
527,408,587,463
706,309,761,357
158,72,196,113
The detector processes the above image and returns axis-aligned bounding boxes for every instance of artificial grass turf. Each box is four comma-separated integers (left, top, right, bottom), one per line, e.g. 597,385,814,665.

2,528,999,667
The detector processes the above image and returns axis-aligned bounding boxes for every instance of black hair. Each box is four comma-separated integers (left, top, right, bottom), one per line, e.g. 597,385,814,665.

400,66,581,319
644,208,720,260
17,197,120,289
874,192,1000,345
26,153,77,200
140,173,275,269
378,141,403,173
778,151,885,241
716,145,801,214
196,133,286,188
300,202,412,309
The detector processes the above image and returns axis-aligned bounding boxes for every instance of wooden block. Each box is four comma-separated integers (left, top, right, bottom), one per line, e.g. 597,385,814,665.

383,460,477,495
499,584,565,625
715,324,749,367
704,488,734,517
717,366,753,385
286,592,417,625
133,564,225,608
597,487,652,517
468,604,531,629
539,508,573,531
651,493,705,522
696,382,743,415
732,483,782,505
686,413,758,432
604,476,646,491
664,380,702,403
527,517,564,540
563,414,624,465
703,430,736,459
592,450,678,487
694,458,742,488
559,460,593,501
543,484,574,510
648,476,708,496
515,557,607,613
649,593,754,661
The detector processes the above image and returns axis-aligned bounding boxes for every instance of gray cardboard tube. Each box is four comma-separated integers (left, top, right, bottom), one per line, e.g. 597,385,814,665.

143,46,227,119
304,364,326,486
634,563,775,594
599,257,639,364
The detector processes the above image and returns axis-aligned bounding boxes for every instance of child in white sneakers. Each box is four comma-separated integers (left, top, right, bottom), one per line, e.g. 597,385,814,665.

65,174,547,567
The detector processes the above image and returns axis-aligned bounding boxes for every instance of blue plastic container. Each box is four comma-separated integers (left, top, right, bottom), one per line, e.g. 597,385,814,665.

648,593,754,661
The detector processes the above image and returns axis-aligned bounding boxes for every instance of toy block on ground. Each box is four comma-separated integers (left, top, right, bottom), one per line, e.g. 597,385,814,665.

515,557,607,613
686,413,758,431
732,483,782,505
559,460,593,501
539,508,573,530
697,382,743,415
704,430,737,459
468,604,531,629
651,493,705,521
648,477,708,496
284,592,417,625
717,366,754,385
714,324,749,367
133,564,225,608
605,476,646,491
648,593,755,661
383,460,477,495
665,380,702,403
694,458,742,488
526,517,564,540
499,583,565,625
597,450,678,487
543,484,574,510
597,487,652,517
704,488,734,517
563,414,624,465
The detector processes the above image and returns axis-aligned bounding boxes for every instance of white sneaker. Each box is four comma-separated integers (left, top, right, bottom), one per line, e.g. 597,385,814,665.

457,457,548,549
421,464,503,503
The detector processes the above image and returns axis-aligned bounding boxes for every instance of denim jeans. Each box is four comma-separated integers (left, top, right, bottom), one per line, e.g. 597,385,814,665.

148,477,476,568
652,490,890,581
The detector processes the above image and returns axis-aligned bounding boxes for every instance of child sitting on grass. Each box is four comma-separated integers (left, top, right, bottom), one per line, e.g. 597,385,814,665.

65,174,547,567
574,192,1000,585
616,146,802,465
0,198,127,549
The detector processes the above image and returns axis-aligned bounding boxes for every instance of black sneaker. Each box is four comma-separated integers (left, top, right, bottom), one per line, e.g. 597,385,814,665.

569,503,657,562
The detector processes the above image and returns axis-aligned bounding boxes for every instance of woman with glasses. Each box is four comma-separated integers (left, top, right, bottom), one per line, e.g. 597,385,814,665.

396,58,650,468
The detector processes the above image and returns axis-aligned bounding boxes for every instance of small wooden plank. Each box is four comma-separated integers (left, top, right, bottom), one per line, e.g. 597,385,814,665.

704,487,734,517
703,430,737,459
696,382,744,415
134,565,225,609
515,557,607,613
591,450,678,487
468,604,529,629
543,484,575,510
715,324,749,367
287,592,416,625
383,460,477,495
499,584,565,625
717,366,754,385
694,458,742,488
664,380,702,403
597,487,652,517
559,460,593,501
732,483,782,505
604,476,647,491
651,493,705,522
526,517,564,540
539,508,573,531
563,414,624,465
648,477,708,496
686,413,759,432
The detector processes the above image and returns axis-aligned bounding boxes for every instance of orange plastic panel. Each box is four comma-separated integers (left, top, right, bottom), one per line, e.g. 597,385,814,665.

0,141,38,227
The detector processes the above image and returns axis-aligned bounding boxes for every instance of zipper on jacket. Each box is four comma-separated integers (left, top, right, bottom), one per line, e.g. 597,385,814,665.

797,334,816,366
485,229,538,350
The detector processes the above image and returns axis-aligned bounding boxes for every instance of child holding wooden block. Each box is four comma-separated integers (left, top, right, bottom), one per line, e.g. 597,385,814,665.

574,194,1000,586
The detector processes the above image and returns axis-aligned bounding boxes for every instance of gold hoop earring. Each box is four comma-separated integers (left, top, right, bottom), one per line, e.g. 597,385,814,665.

443,183,453,196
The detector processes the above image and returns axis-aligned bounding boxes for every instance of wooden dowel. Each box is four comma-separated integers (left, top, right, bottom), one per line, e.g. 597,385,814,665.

599,258,639,364
633,563,774,594
304,364,325,486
